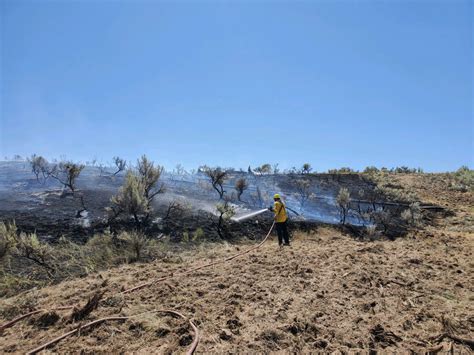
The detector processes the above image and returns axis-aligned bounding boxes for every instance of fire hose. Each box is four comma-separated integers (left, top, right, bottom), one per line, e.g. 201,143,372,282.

1,221,276,354
26,310,200,355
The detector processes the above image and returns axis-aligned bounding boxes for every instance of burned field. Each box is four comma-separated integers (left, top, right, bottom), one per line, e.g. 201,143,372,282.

0,161,422,242
0,160,473,353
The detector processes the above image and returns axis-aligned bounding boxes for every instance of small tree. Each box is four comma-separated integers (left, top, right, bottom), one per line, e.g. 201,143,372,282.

110,155,164,226
174,163,186,176
28,154,49,182
336,187,351,224
254,163,272,175
272,163,280,175
301,163,312,174
204,167,228,199
372,209,392,234
234,178,249,201
112,156,127,176
291,179,315,211
110,171,149,226
50,161,85,194
98,163,107,176
215,200,235,239
137,155,165,201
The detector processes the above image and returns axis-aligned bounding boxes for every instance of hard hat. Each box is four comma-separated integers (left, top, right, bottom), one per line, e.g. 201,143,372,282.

274,193,281,199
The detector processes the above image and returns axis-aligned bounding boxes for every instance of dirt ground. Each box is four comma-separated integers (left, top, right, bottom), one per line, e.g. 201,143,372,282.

0,174,473,354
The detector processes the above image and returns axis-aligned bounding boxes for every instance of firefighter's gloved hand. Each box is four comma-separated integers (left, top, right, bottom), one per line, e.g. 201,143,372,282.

268,206,274,212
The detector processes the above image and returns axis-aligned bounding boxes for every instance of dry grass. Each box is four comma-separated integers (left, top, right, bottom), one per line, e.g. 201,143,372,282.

0,225,472,353
0,173,473,353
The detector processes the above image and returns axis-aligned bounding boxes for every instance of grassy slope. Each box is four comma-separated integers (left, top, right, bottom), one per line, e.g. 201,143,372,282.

1,174,473,353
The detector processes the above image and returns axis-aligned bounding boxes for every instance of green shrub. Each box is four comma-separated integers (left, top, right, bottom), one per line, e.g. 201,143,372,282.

0,221,17,260
85,232,118,269
401,202,423,227
328,167,355,174
193,228,205,241
120,231,150,261
451,166,474,192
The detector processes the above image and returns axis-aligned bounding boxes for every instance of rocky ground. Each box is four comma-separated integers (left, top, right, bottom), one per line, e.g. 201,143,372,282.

0,173,472,353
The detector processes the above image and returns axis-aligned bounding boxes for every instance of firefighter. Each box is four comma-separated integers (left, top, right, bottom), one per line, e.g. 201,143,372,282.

269,194,290,246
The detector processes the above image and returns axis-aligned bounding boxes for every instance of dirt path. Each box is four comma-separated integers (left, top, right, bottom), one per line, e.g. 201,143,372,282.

1,224,473,353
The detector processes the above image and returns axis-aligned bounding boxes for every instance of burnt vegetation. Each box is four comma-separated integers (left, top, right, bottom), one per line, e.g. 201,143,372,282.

49,161,85,195
234,178,249,201
28,154,50,183
203,167,228,199
1,155,473,298
112,156,127,176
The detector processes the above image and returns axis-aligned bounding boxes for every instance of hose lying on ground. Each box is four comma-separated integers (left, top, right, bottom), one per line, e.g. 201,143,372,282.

1,222,275,353
26,309,200,355
122,221,275,294
0,306,74,334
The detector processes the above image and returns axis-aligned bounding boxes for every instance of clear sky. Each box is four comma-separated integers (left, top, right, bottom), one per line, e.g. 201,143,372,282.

1,0,472,172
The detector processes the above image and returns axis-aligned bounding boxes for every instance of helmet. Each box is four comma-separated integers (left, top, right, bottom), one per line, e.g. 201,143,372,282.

273,193,281,199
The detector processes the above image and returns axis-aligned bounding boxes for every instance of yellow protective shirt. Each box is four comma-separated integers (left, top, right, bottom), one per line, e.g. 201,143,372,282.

273,201,288,223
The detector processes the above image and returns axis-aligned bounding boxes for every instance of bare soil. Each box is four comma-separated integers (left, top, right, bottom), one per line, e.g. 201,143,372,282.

1,174,473,354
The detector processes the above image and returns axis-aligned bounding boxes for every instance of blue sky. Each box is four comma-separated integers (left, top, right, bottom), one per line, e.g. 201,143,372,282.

1,0,472,172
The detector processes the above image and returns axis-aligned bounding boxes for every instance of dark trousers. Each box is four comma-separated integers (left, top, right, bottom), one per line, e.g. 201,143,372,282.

276,221,290,245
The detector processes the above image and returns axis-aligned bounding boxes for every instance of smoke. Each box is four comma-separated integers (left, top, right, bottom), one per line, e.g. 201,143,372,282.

0,162,373,226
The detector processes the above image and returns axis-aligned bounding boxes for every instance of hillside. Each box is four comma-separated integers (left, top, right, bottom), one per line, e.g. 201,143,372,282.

0,173,473,353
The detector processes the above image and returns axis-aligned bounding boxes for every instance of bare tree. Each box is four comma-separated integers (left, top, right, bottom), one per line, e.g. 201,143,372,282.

292,179,315,211
248,185,268,208
234,178,249,201
272,163,280,175
98,163,107,176
163,200,186,221
50,161,85,194
336,187,351,225
174,163,186,176
372,209,392,234
112,156,127,176
204,167,228,199
28,154,49,182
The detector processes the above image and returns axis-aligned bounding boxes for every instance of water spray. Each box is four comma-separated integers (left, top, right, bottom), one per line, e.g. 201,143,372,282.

232,208,269,222
231,205,301,223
